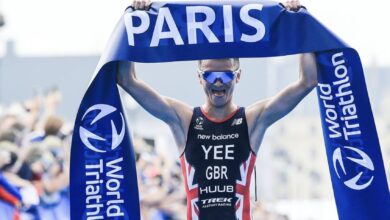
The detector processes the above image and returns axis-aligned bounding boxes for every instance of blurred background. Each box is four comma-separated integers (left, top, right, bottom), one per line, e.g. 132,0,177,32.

0,0,389,219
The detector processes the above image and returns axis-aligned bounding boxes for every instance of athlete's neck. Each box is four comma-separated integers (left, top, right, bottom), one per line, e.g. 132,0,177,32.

201,103,238,120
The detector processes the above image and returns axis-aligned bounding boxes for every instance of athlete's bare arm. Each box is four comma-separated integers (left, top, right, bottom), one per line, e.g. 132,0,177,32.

247,53,318,152
116,61,192,149
117,0,192,150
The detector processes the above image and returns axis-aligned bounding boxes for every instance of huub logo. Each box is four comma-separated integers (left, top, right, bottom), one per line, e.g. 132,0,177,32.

332,146,374,190
79,104,125,153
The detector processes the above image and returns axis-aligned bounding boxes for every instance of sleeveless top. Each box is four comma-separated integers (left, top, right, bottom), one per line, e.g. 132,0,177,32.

180,107,257,220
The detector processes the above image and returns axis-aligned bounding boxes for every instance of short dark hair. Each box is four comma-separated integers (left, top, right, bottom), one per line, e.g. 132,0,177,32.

198,58,240,71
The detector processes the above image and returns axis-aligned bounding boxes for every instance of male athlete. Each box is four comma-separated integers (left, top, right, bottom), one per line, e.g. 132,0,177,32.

117,0,317,219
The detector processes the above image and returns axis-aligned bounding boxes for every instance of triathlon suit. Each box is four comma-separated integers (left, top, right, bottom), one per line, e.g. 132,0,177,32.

180,107,257,220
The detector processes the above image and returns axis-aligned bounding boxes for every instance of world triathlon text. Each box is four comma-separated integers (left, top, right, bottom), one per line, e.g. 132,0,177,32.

318,52,361,141
84,157,124,219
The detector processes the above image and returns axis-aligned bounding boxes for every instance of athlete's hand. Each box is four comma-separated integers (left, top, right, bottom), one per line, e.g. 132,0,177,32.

282,0,302,11
131,0,152,10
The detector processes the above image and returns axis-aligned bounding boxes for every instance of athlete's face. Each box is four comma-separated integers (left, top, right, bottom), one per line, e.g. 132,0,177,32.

198,59,241,107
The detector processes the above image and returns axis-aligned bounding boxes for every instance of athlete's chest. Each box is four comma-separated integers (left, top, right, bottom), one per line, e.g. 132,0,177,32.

187,124,249,164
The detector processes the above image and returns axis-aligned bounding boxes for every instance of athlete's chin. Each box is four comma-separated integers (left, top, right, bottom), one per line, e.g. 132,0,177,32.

210,98,229,107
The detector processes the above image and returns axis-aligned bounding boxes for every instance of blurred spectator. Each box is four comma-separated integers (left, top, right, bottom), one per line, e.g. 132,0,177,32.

44,116,64,137
0,141,22,220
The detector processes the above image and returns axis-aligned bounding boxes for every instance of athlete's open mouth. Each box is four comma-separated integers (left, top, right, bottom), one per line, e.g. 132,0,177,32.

211,89,226,97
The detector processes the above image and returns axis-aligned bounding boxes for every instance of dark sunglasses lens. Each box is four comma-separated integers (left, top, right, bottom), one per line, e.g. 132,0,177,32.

202,71,235,84
219,72,235,83
203,72,217,84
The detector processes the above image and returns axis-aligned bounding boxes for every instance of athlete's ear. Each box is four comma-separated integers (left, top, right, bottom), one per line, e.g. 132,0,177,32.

198,72,203,84
235,70,241,83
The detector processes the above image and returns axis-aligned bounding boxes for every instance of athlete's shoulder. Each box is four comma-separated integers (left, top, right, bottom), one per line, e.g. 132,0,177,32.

245,99,268,120
166,97,193,121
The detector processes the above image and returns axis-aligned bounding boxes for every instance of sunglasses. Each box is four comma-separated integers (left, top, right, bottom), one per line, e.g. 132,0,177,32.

198,70,240,84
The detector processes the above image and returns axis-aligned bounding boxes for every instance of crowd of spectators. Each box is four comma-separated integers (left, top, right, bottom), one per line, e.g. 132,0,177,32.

0,90,70,220
0,89,288,220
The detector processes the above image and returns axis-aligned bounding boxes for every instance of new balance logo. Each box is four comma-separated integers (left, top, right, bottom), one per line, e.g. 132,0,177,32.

231,118,243,126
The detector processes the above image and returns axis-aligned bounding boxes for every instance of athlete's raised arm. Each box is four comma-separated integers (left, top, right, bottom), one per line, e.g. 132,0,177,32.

259,53,317,125
116,0,192,148
116,61,192,148
247,53,317,138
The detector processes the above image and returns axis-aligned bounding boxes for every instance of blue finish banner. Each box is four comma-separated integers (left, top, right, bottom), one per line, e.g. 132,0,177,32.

70,1,390,219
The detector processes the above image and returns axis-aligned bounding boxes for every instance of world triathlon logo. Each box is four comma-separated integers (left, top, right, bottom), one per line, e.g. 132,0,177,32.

196,116,204,125
79,104,125,153
332,146,374,190
194,116,204,130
